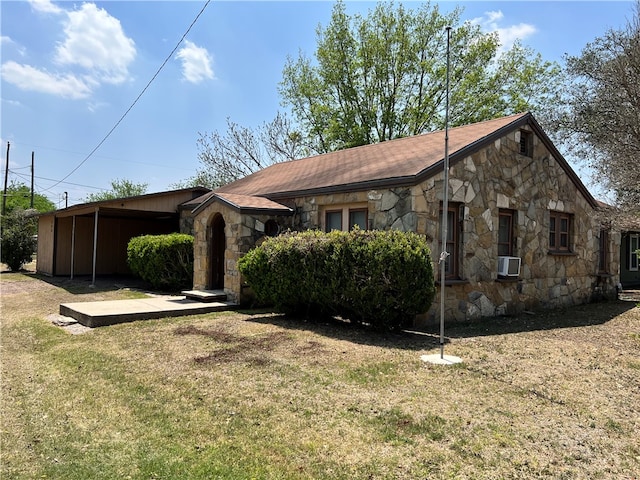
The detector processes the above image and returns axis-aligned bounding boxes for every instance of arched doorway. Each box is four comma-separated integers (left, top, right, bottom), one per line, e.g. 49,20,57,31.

209,214,226,289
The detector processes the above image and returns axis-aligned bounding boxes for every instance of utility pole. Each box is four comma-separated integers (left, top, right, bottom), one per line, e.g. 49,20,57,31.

2,141,9,217
64,192,68,208
30,151,34,208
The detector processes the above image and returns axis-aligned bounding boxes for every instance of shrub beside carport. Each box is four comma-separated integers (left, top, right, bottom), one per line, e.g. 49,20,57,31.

127,233,193,291
238,229,435,331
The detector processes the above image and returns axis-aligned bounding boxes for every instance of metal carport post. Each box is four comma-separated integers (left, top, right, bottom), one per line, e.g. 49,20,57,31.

91,208,98,286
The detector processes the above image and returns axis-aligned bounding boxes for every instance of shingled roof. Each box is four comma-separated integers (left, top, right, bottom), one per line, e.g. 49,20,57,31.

194,112,598,212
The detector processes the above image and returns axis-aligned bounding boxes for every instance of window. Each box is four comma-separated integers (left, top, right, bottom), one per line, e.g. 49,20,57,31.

325,210,343,232
549,211,572,253
498,209,515,257
598,228,609,273
323,205,368,232
630,234,639,271
439,203,461,279
519,130,533,157
348,208,367,230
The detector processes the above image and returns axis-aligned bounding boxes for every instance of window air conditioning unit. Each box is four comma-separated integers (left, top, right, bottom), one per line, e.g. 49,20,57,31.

498,256,521,277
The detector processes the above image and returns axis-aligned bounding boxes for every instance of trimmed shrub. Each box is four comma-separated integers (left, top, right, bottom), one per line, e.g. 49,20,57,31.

1,208,37,271
238,229,435,331
127,233,193,291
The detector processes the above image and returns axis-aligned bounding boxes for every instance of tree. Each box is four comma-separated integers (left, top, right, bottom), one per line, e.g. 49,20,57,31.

1,207,37,271
554,2,640,211
2,180,55,215
85,178,148,202
177,112,307,189
187,1,561,188
279,1,563,153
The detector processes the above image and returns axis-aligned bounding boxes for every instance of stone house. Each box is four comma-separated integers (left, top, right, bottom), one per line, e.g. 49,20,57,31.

189,112,620,324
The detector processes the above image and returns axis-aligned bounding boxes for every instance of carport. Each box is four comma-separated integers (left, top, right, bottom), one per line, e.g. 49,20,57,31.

37,188,209,283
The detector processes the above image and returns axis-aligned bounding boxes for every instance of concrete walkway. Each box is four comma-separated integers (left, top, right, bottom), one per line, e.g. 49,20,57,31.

60,293,237,328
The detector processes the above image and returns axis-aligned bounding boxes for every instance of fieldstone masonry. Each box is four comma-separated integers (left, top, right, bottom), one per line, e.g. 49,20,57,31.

192,126,619,325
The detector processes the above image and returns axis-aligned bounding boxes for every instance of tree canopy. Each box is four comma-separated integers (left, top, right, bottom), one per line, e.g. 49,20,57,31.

554,2,640,211
280,1,562,153
186,1,562,187
85,178,149,203
2,180,55,215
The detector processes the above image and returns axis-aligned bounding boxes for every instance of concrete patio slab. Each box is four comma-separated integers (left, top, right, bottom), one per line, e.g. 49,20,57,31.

60,295,237,328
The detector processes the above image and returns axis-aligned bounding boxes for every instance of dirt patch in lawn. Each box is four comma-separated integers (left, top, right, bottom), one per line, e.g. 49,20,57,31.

2,271,639,479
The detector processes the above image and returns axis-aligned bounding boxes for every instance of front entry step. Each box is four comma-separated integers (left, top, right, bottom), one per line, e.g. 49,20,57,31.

182,289,227,303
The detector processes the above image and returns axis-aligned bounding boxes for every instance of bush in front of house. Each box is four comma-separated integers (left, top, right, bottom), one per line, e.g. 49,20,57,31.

127,233,193,291
1,208,38,271
238,229,435,331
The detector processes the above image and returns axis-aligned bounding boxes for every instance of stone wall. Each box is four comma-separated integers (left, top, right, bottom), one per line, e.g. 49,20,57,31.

412,127,619,323
192,201,292,304
284,126,619,324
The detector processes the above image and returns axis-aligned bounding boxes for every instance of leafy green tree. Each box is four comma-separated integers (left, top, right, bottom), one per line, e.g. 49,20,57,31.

3,180,55,215
1,207,37,271
553,2,640,211
279,1,562,153
189,1,561,187
85,178,148,202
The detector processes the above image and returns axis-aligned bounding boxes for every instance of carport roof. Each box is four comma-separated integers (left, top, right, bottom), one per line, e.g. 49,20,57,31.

39,187,209,219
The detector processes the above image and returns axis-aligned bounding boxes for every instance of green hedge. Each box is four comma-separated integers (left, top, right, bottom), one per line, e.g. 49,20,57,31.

127,233,193,291
238,229,435,331
1,208,37,271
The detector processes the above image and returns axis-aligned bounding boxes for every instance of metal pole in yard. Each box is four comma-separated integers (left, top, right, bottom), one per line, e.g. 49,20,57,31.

439,26,452,360
2,142,9,218
421,26,462,366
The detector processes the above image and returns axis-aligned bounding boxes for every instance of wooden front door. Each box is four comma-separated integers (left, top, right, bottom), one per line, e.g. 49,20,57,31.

209,214,226,289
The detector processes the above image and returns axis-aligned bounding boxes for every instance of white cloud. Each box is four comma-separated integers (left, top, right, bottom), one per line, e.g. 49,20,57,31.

175,40,214,84
28,0,63,15
54,3,136,85
2,2,135,100
1,61,93,100
1,36,26,56
471,10,537,52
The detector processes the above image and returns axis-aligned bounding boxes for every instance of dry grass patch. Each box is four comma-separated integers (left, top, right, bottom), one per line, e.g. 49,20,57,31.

2,272,639,479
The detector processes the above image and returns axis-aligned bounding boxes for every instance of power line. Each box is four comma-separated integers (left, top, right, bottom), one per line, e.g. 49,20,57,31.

8,140,188,171
9,170,105,191
41,0,211,194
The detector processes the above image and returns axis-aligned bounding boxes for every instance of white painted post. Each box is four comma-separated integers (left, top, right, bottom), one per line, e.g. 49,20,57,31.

91,209,98,286
70,215,76,280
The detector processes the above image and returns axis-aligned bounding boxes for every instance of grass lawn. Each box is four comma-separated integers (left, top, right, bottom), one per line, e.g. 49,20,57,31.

2,269,639,479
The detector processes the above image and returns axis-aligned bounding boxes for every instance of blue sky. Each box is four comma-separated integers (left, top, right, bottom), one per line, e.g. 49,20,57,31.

1,0,635,208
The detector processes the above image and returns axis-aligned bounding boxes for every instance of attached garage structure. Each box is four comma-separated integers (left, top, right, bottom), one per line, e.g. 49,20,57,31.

37,187,209,280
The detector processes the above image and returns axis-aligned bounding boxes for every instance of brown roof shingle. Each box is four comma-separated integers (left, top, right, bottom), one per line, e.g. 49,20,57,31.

216,113,529,198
